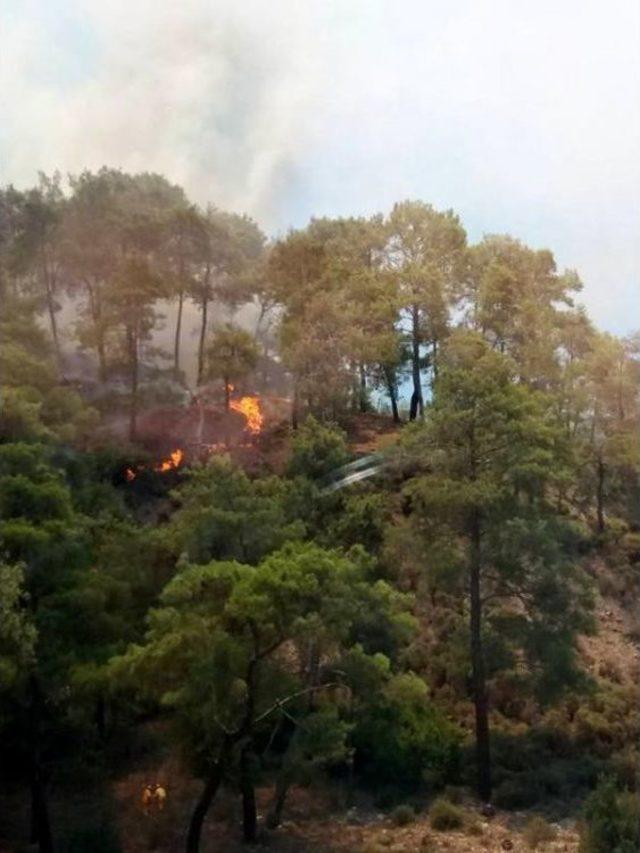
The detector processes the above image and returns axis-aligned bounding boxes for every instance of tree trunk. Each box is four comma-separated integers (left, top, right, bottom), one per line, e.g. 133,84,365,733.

28,677,54,853
431,339,438,381
127,325,139,442
185,757,226,853
266,774,291,829
358,364,367,413
30,769,53,853
596,457,605,533
197,296,208,386
469,509,491,801
240,748,258,843
86,281,108,382
409,305,423,421
291,382,299,430
45,282,63,373
383,365,400,423
95,695,107,741
97,336,108,383
223,376,230,413
174,290,184,380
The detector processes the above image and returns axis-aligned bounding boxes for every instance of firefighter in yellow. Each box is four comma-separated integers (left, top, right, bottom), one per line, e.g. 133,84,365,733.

141,784,154,816
154,783,167,811
141,783,167,815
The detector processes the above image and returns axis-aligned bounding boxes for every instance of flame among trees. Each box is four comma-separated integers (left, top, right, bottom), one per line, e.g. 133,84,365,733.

125,448,184,481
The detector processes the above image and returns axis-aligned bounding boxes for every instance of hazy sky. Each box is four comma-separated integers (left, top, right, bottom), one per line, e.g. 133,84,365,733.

2,0,638,332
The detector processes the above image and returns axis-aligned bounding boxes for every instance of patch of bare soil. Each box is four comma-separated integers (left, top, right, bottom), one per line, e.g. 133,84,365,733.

578,569,640,686
113,772,580,853
343,413,402,456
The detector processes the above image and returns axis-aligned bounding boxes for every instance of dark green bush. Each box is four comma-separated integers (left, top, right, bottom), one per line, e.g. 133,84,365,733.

352,676,461,793
493,775,544,809
580,777,640,853
286,416,349,479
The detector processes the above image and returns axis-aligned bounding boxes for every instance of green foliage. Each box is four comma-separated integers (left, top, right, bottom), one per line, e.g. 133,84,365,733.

111,541,413,777
352,672,461,793
0,561,36,689
168,455,305,564
580,777,640,853
327,491,390,553
287,415,349,480
428,798,465,831
205,323,260,390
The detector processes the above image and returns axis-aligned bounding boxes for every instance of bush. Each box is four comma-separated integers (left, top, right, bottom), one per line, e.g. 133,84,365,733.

390,804,415,826
352,675,461,794
523,816,557,849
286,416,349,480
580,777,640,852
493,776,543,809
429,798,464,831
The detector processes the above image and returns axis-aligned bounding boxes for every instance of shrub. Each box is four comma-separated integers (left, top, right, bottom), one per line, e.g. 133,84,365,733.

523,816,557,849
286,416,349,479
580,776,640,852
493,776,543,809
390,804,415,826
429,798,465,831
353,673,461,794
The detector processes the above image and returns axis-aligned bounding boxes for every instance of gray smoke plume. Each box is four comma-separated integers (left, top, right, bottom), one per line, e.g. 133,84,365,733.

1,0,325,228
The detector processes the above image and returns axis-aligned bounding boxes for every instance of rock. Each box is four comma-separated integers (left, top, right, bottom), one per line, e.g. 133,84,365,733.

480,802,496,819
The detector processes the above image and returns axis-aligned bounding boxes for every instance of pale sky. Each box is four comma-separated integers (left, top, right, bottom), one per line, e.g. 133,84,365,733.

1,0,638,332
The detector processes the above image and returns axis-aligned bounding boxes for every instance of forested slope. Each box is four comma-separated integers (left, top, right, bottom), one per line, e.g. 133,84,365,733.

1,172,638,852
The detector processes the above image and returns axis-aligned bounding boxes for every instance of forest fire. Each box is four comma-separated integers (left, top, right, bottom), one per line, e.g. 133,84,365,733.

230,395,264,434
125,448,184,481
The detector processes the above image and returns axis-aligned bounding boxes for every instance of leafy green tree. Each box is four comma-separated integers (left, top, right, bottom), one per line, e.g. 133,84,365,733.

395,331,593,799
111,541,413,850
167,455,304,564
62,169,185,384
0,284,98,445
0,443,91,851
9,174,67,370
105,256,168,440
192,209,264,385
578,333,640,532
465,235,582,387
162,205,209,380
384,201,467,419
266,707,352,828
205,323,259,410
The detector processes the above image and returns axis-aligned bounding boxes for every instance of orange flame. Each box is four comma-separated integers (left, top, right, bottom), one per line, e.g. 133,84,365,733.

125,448,184,481
230,396,264,435
155,448,184,472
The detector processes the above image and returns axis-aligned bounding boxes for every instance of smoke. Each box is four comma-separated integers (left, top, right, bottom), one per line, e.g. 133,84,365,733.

1,0,324,227
2,1,638,331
